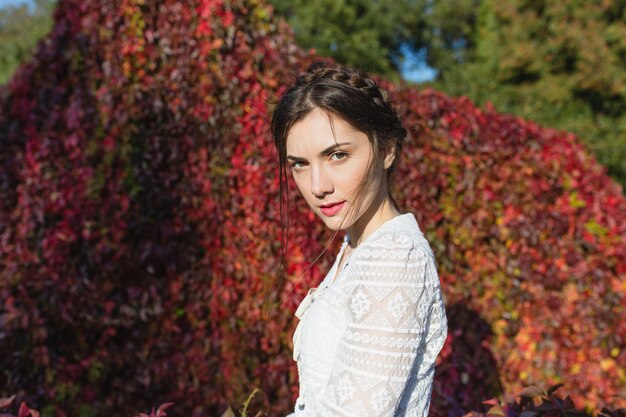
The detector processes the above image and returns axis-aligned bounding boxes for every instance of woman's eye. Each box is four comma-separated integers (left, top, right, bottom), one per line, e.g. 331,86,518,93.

291,161,306,170
330,152,348,162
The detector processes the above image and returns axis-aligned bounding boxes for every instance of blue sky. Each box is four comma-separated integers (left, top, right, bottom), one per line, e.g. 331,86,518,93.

0,0,29,7
0,0,436,82
398,44,437,83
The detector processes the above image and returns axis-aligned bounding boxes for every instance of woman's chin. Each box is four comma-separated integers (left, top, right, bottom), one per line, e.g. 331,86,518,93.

319,215,351,231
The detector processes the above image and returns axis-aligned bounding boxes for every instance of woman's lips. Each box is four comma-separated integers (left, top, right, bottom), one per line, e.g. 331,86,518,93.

319,201,345,217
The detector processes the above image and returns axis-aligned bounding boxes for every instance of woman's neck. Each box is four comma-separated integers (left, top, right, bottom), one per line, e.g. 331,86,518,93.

347,194,400,248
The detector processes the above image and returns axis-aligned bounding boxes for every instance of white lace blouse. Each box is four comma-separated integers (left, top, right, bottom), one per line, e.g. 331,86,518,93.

287,213,448,417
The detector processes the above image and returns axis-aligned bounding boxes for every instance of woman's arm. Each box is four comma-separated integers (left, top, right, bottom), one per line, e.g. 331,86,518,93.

316,235,447,417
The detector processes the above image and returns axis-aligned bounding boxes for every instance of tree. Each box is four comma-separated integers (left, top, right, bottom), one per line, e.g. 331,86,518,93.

421,0,481,78
0,0,56,85
267,0,431,80
433,0,626,186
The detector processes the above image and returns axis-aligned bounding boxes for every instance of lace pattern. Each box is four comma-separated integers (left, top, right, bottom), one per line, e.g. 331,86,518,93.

289,214,448,417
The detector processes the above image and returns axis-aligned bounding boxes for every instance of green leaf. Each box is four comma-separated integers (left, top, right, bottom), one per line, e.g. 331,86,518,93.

518,385,545,398
221,407,237,417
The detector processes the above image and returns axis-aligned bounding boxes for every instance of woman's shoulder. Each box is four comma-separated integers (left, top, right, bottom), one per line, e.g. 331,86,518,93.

356,213,433,263
362,213,427,248
344,213,437,287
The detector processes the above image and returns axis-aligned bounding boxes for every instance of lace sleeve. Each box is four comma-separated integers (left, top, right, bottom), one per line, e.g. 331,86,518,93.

317,234,447,417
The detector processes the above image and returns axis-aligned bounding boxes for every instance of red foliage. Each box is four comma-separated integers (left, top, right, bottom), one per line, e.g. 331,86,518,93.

0,0,624,416
0,396,39,417
465,384,626,417
395,90,626,409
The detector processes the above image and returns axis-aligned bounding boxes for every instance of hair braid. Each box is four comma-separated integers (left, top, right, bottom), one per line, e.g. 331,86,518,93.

302,62,391,112
296,62,406,150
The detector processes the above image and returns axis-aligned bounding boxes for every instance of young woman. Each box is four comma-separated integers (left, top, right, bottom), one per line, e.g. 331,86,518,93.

271,62,448,417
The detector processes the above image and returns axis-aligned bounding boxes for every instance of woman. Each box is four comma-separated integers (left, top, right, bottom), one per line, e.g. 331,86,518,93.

271,62,448,417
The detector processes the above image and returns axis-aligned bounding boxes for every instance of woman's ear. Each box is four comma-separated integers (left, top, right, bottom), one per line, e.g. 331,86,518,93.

383,146,396,169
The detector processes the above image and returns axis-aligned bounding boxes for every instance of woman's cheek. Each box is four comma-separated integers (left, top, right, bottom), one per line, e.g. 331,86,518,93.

292,174,307,195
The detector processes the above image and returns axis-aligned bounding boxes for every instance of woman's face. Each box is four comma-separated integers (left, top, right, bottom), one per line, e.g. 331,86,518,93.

285,108,391,234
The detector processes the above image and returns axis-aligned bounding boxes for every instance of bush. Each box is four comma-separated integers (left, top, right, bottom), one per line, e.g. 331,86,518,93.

0,0,624,416
2,386,625,417
395,91,626,408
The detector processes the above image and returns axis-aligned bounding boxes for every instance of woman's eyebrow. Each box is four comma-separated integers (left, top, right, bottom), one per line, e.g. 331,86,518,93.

287,142,352,161
320,142,351,155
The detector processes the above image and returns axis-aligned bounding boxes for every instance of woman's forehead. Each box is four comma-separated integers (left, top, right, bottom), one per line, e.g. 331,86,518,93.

286,108,367,153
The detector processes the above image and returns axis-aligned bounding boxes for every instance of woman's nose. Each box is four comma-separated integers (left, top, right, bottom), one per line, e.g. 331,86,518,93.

310,166,333,198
